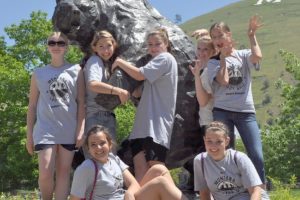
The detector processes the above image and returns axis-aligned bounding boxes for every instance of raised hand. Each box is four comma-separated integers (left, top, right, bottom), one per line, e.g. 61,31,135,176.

189,59,205,76
248,15,263,37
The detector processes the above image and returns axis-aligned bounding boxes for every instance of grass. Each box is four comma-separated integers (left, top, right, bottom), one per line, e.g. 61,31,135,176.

291,189,300,197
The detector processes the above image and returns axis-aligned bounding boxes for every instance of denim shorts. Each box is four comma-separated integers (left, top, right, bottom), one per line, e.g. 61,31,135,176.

85,110,116,141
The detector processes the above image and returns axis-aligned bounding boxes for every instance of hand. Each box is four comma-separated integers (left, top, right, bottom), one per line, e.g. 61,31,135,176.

75,132,85,148
219,38,234,59
26,136,34,156
116,88,130,104
112,57,124,72
248,15,263,37
132,84,143,98
189,59,204,76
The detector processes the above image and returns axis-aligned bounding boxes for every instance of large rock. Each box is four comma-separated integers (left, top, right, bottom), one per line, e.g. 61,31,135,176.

53,0,204,169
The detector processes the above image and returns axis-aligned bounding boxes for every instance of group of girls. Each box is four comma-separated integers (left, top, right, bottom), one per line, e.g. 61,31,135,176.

190,15,269,199
26,14,269,200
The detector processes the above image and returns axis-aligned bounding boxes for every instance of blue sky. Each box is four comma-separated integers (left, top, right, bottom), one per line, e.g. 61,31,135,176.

0,0,241,43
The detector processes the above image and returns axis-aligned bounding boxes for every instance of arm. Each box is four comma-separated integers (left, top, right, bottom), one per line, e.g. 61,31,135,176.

248,185,262,200
75,69,86,148
112,57,145,81
199,188,212,200
248,15,263,64
189,61,212,107
88,81,129,104
123,169,140,200
26,74,39,155
215,54,229,86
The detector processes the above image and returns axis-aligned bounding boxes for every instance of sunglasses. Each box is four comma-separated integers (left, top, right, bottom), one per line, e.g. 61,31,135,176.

47,40,66,47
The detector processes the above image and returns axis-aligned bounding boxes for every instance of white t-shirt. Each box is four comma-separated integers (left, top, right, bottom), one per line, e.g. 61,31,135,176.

198,67,213,126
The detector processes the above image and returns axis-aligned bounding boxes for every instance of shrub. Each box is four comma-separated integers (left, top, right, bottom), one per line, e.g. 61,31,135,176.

262,50,300,181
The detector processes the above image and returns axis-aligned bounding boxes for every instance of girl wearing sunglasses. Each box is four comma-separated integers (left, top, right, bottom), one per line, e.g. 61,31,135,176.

26,31,85,200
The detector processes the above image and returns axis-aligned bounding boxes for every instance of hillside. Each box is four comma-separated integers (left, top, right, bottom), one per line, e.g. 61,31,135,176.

180,0,300,126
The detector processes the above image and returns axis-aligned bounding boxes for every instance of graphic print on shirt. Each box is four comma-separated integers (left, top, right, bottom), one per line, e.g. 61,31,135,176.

113,173,123,188
214,175,240,195
47,75,70,107
226,62,247,92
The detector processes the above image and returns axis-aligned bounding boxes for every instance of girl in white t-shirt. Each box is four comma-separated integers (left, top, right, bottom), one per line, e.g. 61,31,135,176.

70,125,188,200
190,34,216,128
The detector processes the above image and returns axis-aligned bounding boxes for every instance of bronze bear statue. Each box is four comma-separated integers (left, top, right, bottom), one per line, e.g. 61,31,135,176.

53,0,204,169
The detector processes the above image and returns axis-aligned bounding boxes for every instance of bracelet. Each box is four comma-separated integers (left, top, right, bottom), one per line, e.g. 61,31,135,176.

110,86,114,94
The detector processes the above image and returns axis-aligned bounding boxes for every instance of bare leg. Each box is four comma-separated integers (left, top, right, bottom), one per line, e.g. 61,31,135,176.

133,151,149,183
140,164,171,186
54,145,74,200
38,145,56,200
135,176,188,200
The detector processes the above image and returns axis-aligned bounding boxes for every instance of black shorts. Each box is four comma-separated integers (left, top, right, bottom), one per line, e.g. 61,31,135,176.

130,137,168,162
34,144,76,152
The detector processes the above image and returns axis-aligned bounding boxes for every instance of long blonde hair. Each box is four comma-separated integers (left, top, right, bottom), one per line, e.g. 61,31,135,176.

91,30,118,79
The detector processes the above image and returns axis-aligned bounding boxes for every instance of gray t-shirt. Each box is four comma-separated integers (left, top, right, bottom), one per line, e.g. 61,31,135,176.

207,49,260,113
84,55,110,117
71,153,128,200
194,149,262,200
129,52,178,149
33,63,80,145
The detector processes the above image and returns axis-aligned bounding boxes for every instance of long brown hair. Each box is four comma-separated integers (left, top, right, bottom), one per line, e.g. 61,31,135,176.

146,27,171,52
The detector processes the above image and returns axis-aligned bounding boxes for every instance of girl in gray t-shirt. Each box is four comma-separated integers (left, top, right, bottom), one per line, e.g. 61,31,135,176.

111,28,178,182
84,30,130,141
70,125,188,200
26,32,85,200
194,121,269,200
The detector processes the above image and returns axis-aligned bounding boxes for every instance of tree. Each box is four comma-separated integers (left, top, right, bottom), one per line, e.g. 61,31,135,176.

262,50,300,182
0,53,36,190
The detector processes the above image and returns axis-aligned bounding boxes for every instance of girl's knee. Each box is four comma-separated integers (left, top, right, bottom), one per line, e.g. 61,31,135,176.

149,164,169,176
39,171,53,182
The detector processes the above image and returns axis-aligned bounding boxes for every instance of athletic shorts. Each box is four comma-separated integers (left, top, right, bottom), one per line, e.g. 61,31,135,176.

34,144,76,153
130,137,168,162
